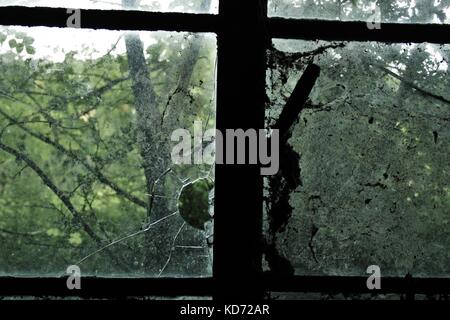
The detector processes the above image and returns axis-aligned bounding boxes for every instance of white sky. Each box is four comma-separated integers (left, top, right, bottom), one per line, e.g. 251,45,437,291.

0,0,219,62
0,1,447,63
0,0,218,61
0,26,182,62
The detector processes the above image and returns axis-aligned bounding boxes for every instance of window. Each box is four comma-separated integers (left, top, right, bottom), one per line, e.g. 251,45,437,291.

265,40,450,277
1,0,450,301
0,26,216,277
269,0,450,24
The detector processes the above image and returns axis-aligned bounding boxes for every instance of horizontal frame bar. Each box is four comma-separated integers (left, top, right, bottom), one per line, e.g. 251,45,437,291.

269,17,450,44
1,275,449,297
1,6,450,45
264,275,450,296
1,4,450,300
0,6,218,33
0,277,214,297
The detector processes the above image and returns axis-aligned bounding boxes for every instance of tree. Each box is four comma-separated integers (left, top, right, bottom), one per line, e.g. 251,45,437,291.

265,0,450,277
0,0,216,276
269,0,450,23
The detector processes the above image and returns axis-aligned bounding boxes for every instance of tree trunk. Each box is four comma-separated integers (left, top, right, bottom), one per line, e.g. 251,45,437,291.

122,0,212,275
122,0,171,274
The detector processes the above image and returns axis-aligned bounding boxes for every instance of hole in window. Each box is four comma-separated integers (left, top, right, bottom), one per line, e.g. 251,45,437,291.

264,39,450,277
269,0,450,24
0,26,216,277
0,0,218,14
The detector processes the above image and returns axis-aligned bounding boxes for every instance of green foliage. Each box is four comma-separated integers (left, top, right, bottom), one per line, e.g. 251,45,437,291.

267,38,450,277
0,29,216,276
270,0,450,23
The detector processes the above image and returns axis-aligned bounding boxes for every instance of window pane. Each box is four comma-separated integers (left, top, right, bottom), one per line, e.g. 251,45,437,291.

269,0,450,24
0,26,216,277
265,39,450,277
0,0,218,14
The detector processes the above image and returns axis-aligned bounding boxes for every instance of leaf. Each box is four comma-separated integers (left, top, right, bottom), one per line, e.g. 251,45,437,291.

46,228,61,237
118,55,129,73
23,36,34,46
120,61,129,73
68,232,83,246
16,43,24,53
26,46,35,55
8,39,17,48
0,33,6,44
15,32,26,39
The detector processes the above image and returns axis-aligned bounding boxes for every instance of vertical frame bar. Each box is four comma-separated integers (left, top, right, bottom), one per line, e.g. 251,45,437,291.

214,0,268,300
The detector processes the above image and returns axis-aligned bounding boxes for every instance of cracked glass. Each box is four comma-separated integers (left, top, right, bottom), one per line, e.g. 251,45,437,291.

264,39,450,277
269,0,450,24
0,26,216,277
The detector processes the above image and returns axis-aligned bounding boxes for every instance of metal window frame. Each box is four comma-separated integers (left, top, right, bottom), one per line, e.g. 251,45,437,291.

0,1,450,300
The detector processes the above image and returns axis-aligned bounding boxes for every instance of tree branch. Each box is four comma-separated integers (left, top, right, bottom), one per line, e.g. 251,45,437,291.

0,141,101,242
376,64,450,106
0,141,131,270
0,108,147,209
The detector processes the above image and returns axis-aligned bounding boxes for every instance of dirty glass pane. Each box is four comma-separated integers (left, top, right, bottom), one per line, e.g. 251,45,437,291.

268,0,450,24
0,0,218,14
0,26,216,277
265,39,450,277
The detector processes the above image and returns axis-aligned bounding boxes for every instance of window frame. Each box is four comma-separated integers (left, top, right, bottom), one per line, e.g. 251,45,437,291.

0,1,450,300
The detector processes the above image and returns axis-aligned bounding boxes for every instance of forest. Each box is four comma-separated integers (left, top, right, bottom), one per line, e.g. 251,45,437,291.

265,0,450,277
1,0,450,280
0,0,216,277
